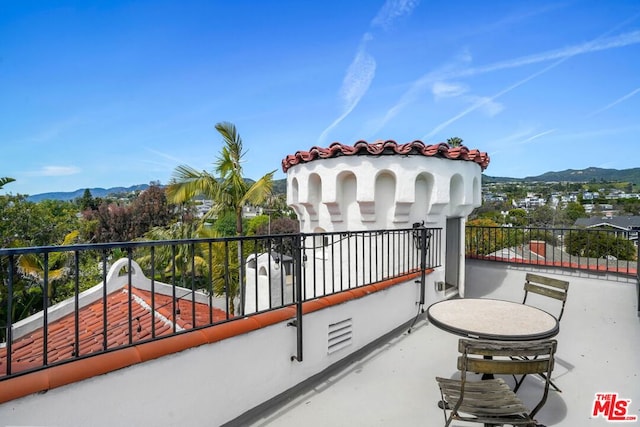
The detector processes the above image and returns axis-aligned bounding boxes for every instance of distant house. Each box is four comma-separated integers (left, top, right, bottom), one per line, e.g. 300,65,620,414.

574,216,640,246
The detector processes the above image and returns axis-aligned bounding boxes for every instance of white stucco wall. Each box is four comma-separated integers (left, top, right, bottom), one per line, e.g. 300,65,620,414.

286,154,483,300
286,155,482,233
0,277,423,427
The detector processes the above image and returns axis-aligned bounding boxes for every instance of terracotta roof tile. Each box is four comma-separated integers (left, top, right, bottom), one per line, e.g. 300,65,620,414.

0,287,228,377
281,140,490,172
0,270,432,404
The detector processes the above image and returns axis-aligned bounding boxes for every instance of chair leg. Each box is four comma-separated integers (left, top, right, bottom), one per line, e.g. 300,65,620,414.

538,372,562,392
514,372,561,393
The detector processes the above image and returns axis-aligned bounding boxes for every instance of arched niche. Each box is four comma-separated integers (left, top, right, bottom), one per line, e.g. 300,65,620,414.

450,174,464,207
472,176,480,206
290,177,299,204
337,171,356,226
374,171,396,226
412,172,434,221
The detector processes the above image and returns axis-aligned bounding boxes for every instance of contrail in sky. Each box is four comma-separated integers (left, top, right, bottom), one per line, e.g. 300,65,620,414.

318,39,376,144
587,87,640,117
378,29,640,137
318,0,420,143
422,57,570,140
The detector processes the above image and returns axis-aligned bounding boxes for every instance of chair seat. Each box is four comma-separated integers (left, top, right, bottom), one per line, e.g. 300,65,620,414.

436,376,534,423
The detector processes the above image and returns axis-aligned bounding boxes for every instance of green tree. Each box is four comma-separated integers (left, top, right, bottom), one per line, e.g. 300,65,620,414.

565,229,636,261
77,189,97,211
564,201,586,223
507,209,528,227
529,205,556,227
0,195,80,248
446,137,463,147
137,224,208,286
130,185,177,236
212,211,241,237
167,122,276,236
246,215,270,236
17,231,79,305
167,122,275,314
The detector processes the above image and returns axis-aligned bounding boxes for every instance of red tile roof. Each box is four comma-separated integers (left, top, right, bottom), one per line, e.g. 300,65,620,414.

281,140,490,172
0,286,228,376
0,270,432,404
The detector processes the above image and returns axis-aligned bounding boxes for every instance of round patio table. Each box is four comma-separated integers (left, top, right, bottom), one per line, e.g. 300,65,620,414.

427,298,559,341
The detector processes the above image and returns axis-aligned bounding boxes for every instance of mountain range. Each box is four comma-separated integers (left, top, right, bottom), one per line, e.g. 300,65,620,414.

484,167,640,185
25,166,640,202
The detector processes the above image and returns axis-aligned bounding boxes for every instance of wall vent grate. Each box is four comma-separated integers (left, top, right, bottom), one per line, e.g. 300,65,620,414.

328,318,353,354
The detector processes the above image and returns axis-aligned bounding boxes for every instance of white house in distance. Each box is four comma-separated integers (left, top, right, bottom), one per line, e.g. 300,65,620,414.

245,140,489,312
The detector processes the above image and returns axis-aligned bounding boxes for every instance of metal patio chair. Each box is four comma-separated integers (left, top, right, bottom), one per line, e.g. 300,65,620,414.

515,273,569,392
522,273,570,321
436,338,557,427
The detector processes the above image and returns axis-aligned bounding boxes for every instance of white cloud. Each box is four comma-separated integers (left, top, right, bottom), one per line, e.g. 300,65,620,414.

379,29,640,137
318,39,376,143
340,48,377,112
31,166,81,176
423,58,565,140
432,81,468,99
318,0,421,143
371,0,420,29
475,97,504,117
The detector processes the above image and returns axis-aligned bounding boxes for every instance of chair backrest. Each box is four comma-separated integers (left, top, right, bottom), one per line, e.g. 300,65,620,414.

523,273,570,320
457,339,557,376
455,338,557,418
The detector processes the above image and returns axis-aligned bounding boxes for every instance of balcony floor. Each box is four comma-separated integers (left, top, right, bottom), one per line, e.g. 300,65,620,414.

245,263,640,427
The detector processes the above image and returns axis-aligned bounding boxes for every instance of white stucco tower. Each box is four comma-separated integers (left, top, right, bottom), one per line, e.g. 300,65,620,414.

282,140,490,298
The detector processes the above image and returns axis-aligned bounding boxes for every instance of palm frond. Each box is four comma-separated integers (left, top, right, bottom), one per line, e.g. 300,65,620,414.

242,170,276,206
167,165,219,204
60,230,79,246
17,254,44,276
0,177,15,189
214,122,244,179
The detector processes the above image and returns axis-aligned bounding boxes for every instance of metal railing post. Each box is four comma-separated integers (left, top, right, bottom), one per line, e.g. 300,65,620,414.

419,227,428,305
289,234,304,362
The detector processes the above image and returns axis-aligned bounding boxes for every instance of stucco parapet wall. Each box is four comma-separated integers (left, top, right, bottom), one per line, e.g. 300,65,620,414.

281,140,490,172
0,269,432,405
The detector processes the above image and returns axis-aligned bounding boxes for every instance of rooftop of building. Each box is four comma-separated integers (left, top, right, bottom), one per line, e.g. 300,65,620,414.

1,259,636,427
281,140,490,172
242,260,640,427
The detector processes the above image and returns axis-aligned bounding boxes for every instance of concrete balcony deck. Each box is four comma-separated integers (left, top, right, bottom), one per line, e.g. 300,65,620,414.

0,260,637,426
243,260,640,427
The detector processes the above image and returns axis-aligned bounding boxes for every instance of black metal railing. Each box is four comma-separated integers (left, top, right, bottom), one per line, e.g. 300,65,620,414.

466,225,639,277
0,227,441,379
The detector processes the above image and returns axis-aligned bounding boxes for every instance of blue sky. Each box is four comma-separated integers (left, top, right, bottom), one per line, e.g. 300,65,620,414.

1,0,639,196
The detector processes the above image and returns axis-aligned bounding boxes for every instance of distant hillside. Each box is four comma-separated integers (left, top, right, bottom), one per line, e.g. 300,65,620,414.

26,180,288,202
484,167,640,185
25,167,639,202
26,184,150,202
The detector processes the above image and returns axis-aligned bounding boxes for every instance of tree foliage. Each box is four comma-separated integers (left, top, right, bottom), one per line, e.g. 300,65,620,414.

565,229,636,260
83,185,177,242
446,137,464,147
167,122,275,236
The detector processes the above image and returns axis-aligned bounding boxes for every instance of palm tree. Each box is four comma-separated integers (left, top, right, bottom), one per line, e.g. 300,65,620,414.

446,137,464,147
167,122,276,314
0,177,15,190
168,122,276,235
17,231,79,305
